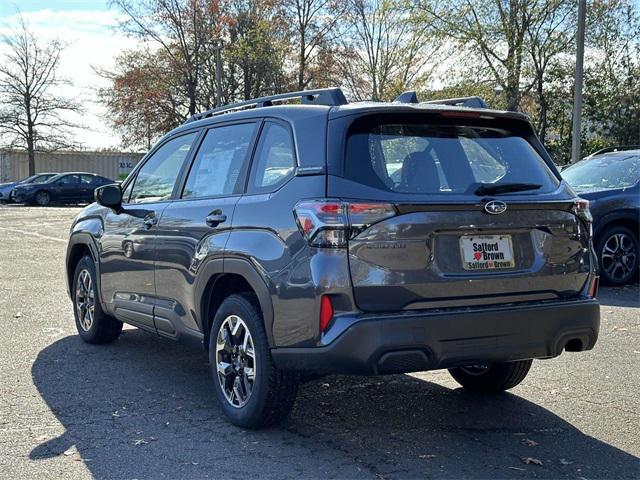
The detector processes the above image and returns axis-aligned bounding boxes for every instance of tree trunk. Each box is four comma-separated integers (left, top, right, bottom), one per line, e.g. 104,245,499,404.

536,78,548,144
26,101,35,176
298,37,306,90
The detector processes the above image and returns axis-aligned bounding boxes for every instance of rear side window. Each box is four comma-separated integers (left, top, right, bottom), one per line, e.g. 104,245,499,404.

56,174,80,185
248,122,296,193
182,122,256,199
345,119,559,195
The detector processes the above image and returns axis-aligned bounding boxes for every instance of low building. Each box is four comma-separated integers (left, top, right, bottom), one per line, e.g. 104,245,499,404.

0,149,144,183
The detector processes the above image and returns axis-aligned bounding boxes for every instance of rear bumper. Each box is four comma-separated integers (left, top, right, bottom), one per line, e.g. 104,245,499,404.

271,299,599,375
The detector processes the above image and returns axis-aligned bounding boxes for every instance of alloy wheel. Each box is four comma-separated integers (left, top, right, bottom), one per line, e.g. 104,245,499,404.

601,233,637,282
35,191,49,206
75,269,95,331
215,315,256,408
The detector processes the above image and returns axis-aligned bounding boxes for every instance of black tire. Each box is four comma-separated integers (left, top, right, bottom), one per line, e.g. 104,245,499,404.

448,359,533,392
72,255,123,344
596,225,639,286
209,293,299,429
34,190,51,206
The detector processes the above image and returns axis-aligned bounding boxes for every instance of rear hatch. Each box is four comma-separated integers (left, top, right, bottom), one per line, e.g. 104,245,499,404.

328,112,592,311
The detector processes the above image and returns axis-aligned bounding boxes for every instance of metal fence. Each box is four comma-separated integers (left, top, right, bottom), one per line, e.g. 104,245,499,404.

0,150,144,183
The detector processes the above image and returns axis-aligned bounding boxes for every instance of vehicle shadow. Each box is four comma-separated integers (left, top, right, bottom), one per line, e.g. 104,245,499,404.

598,285,640,308
31,330,639,479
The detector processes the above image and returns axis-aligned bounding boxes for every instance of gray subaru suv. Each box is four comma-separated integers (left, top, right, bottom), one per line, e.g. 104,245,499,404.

65,88,600,428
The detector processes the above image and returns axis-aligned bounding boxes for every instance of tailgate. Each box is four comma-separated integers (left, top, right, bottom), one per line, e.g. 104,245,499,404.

348,203,592,311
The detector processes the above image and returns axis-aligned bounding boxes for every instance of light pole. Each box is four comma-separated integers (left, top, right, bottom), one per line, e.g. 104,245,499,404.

571,0,587,163
211,38,224,107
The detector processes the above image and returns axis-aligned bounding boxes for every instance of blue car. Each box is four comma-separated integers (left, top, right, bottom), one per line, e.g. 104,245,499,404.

0,173,57,203
562,149,640,285
11,172,114,206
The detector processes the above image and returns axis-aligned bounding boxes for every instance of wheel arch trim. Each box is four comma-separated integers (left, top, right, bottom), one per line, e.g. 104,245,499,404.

194,257,275,347
66,232,107,311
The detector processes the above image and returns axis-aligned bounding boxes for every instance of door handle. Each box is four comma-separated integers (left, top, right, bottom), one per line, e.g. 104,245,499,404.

205,210,227,227
143,214,158,229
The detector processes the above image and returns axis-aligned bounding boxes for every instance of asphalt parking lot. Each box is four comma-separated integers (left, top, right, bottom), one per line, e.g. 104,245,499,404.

0,205,638,479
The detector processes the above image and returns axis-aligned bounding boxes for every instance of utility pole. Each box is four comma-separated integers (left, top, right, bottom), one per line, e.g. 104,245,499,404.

571,0,587,163
211,39,224,107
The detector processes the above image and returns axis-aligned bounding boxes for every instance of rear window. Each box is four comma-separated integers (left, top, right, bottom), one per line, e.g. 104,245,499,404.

345,119,559,195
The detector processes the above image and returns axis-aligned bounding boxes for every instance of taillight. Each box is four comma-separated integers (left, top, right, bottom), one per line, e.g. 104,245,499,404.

572,198,593,236
319,295,333,333
294,199,396,247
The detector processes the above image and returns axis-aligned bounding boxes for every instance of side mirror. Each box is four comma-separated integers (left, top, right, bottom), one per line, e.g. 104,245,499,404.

95,183,122,211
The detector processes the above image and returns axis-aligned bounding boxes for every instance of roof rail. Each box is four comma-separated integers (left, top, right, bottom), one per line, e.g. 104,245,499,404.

423,96,488,109
183,88,348,124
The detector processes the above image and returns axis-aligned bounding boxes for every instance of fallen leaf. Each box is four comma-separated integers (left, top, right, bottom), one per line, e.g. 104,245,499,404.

521,438,539,447
522,457,543,466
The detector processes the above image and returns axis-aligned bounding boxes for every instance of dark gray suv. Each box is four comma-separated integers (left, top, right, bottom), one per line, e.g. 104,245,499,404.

65,88,600,428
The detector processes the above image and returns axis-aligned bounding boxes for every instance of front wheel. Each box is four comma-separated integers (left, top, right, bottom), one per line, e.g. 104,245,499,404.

72,255,123,344
209,294,299,429
448,359,533,392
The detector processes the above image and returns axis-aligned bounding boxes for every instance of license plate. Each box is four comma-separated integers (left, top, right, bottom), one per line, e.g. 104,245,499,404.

460,235,515,270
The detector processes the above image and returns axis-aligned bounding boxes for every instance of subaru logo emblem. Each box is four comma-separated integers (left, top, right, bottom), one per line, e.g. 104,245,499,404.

484,200,507,215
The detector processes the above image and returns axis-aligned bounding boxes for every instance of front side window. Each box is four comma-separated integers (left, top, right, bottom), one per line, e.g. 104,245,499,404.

129,132,197,204
345,118,559,195
182,123,256,199
248,122,296,193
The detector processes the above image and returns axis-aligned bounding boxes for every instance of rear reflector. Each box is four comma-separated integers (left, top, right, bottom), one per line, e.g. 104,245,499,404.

589,276,599,299
319,295,334,333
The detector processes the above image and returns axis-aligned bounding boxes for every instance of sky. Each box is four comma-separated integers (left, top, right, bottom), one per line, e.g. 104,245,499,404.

0,1,140,151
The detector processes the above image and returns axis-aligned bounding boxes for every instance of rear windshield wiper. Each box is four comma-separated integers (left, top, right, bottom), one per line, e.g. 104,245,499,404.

474,183,543,196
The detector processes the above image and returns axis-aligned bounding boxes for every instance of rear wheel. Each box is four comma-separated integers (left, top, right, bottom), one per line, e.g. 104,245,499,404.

209,294,299,429
34,190,51,206
448,359,533,392
597,225,638,286
72,256,122,344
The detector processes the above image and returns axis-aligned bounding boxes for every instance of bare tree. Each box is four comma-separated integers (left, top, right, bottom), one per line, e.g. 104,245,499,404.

419,0,537,111
286,0,345,89
0,17,82,175
340,0,440,101
526,0,574,143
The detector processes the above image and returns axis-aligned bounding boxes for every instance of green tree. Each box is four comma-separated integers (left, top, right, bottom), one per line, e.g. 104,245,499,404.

583,0,640,146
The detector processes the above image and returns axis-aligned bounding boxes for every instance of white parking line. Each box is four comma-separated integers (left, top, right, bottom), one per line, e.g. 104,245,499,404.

0,226,67,243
